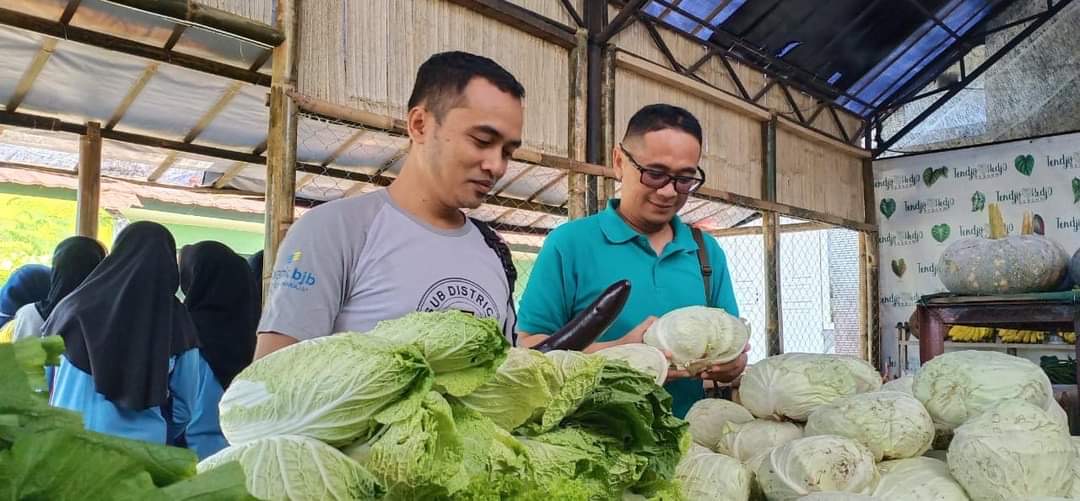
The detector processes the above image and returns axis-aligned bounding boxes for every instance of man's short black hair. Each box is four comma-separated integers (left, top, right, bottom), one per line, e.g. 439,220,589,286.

622,104,703,145
407,51,526,121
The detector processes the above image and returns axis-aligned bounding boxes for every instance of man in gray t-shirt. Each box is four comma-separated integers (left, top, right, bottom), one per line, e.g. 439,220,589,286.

254,51,526,359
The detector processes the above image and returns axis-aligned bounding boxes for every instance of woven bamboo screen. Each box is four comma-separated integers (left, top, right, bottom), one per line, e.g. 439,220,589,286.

508,0,582,27
297,0,571,157
195,0,274,25
776,128,866,222
614,68,764,200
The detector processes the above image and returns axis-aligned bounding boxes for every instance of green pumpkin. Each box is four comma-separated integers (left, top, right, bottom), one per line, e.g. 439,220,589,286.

937,204,1069,295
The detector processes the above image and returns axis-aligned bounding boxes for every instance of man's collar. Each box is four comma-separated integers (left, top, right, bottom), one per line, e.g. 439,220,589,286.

599,199,698,253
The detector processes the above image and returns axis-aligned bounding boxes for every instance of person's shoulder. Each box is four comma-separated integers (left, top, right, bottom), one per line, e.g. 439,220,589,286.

544,212,604,246
291,190,389,232
696,229,730,265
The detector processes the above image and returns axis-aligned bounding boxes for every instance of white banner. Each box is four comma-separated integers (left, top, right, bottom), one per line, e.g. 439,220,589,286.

873,133,1080,376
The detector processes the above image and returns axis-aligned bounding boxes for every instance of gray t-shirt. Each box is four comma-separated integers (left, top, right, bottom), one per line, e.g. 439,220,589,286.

258,189,516,342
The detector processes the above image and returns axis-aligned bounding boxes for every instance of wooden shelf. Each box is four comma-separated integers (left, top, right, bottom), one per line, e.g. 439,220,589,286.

900,340,1076,351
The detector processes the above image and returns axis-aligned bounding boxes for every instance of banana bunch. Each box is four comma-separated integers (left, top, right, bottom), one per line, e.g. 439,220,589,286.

948,325,995,342
1063,332,1077,344
998,329,1046,344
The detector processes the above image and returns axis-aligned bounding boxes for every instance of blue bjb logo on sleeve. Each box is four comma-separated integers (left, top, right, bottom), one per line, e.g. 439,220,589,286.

272,250,317,291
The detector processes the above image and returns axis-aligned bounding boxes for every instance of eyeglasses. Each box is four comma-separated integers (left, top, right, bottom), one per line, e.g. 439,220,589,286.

619,144,705,194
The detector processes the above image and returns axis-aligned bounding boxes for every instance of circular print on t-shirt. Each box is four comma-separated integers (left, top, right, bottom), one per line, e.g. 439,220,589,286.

416,277,499,319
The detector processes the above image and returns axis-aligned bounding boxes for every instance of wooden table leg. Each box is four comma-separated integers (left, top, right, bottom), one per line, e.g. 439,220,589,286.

918,305,946,365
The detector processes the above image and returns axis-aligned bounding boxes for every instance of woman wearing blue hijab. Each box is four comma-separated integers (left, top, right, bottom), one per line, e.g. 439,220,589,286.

0,264,51,329
11,237,106,342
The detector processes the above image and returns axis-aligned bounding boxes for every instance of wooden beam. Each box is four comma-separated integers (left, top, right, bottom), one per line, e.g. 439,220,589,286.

778,83,807,124
59,0,83,25
762,211,782,356
615,51,771,121
694,186,876,232
212,161,248,189
76,122,101,238
776,115,873,159
527,172,568,202
184,81,244,143
443,0,576,49
249,49,273,72
164,24,187,52
252,139,268,156
103,0,285,47
859,231,881,368
6,38,58,112
598,0,648,42
717,53,750,100
294,173,316,190
862,157,876,226
567,28,587,219
105,63,159,130
320,129,368,166
709,221,833,237
493,164,538,197
490,207,517,224
147,152,179,182
343,182,366,197
762,116,777,201
829,105,851,143
0,7,271,86
2,160,268,199
264,0,299,283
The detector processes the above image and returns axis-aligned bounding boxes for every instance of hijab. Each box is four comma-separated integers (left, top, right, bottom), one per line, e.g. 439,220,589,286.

180,241,258,388
43,221,198,411
36,237,107,320
0,264,51,327
246,250,264,315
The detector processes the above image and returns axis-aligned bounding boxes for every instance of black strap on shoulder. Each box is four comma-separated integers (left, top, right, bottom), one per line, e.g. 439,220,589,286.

470,217,518,297
691,227,713,306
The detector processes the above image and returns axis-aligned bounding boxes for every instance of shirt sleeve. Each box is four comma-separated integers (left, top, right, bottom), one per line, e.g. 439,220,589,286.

184,358,228,460
257,206,357,341
10,304,43,342
167,349,202,440
516,231,573,336
705,235,740,317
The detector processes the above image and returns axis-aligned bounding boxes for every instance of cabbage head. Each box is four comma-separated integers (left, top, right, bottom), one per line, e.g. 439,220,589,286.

457,347,559,431
754,435,879,501
366,310,509,397
797,494,881,501
714,418,803,462
805,391,933,461
643,306,749,374
197,435,383,501
739,353,882,421
1072,437,1080,499
342,392,463,499
447,402,532,498
948,400,1073,500
685,398,754,450
873,457,967,501
913,350,1053,431
533,350,609,432
686,443,714,459
595,343,669,385
219,334,433,447
880,375,914,395
520,427,649,500
674,451,752,501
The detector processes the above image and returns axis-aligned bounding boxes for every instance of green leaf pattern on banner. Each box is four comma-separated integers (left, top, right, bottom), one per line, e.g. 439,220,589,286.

932,224,951,243
1014,154,1035,176
891,259,906,278
880,198,896,219
1073,177,1080,203
971,191,986,212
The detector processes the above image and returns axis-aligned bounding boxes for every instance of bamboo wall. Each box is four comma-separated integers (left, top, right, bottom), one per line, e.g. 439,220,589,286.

614,67,763,199
776,127,866,222
507,0,582,27
195,0,275,25
297,0,571,157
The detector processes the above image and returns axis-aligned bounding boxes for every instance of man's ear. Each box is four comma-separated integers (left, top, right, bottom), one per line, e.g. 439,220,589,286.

611,146,623,181
407,106,429,144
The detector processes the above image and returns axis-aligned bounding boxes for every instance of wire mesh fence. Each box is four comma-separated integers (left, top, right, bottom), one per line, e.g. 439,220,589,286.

713,234,768,364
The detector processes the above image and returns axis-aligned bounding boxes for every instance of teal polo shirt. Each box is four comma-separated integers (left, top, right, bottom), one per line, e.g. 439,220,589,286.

518,199,739,418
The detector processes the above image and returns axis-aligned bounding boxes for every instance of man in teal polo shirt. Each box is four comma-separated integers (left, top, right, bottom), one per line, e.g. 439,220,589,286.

517,104,747,418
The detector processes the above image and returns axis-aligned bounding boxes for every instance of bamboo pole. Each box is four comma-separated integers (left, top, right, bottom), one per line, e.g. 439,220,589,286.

763,211,782,356
860,231,881,368
104,0,285,47
76,122,102,238
567,29,587,220
263,0,298,296
599,45,617,210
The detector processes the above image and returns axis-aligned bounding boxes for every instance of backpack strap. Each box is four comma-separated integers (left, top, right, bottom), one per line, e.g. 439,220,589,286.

470,217,518,297
691,227,713,306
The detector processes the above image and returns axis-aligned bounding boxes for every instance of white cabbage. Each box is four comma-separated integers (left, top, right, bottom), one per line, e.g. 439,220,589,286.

197,435,383,501
457,348,559,431
873,457,968,501
880,375,914,395
714,418,803,462
1071,437,1080,499
912,350,1054,431
754,435,879,501
739,353,882,421
219,334,433,446
804,391,933,461
595,343,669,385
675,452,752,501
643,306,749,374
686,442,715,459
948,400,1073,500
797,494,880,501
685,398,754,450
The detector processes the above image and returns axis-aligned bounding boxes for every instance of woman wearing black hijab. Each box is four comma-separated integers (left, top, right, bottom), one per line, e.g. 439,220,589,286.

10,237,106,342
45,222,211,449
177,241,258,458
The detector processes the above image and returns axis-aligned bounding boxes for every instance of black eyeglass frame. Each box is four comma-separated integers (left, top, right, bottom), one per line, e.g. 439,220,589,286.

618,144,706,194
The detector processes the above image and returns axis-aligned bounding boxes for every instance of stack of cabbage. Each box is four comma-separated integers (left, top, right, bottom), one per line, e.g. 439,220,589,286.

677,349,1079,501
197,310,688,500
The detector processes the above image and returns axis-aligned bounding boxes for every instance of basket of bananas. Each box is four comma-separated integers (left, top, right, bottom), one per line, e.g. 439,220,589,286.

947,325,995,342
998,328,1047,344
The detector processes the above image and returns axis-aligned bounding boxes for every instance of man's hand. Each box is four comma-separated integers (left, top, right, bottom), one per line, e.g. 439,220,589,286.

698,343,750,383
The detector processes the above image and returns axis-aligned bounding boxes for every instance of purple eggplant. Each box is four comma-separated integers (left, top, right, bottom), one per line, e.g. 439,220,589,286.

533,279,632,353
